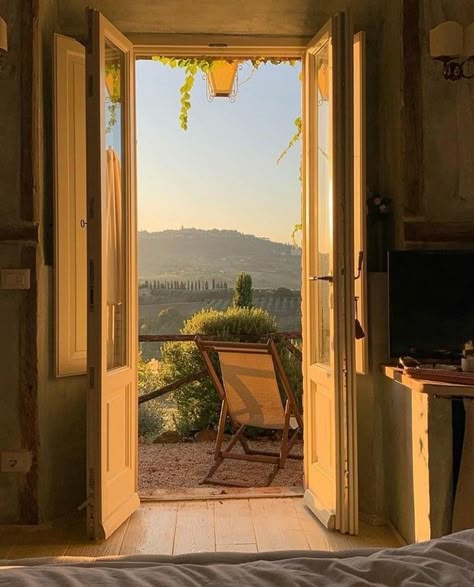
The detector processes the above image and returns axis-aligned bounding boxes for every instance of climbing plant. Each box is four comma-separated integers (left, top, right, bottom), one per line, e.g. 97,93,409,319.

151,56,297,131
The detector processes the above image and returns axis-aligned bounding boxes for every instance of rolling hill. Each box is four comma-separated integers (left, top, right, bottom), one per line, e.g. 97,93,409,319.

138,228,301,289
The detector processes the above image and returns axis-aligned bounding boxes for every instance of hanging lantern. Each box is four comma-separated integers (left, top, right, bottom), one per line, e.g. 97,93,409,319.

206,60,239,101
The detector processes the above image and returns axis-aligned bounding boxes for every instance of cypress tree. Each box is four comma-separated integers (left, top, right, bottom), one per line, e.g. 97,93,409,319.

232,273,253,308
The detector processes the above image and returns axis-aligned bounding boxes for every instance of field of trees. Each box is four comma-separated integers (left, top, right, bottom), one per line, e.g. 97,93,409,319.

139,285,301,361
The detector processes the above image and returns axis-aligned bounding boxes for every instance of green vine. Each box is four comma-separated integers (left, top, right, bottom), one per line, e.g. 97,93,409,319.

152,57,215,130
152,56,296,131
291,223,303,247
276,116,301,165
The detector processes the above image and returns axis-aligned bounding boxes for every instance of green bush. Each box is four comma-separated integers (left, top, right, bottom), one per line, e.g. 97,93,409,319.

158,307,302,434
138,354,164,440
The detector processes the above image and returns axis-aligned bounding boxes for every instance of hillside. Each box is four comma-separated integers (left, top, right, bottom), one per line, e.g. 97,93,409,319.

138,228,301,289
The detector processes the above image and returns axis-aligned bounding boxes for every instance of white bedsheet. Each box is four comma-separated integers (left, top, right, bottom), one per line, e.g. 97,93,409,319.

0,530,473,586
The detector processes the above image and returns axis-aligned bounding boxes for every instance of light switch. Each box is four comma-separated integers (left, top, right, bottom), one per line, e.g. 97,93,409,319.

0,268,30,290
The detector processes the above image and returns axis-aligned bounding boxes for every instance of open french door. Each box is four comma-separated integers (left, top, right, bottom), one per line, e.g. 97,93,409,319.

302,12,358,535
86,10,139,539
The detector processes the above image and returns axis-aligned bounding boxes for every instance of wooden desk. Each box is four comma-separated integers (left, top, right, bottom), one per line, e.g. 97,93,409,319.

384,366,474,533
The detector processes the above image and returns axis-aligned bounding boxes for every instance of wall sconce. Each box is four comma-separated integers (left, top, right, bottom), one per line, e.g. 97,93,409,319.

430,21,474,81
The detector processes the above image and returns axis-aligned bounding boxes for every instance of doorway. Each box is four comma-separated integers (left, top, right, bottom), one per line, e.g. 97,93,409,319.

135,55,304,498
83,9,361,539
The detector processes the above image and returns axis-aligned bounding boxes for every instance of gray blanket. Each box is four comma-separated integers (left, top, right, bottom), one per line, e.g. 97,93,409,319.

0,530,473,586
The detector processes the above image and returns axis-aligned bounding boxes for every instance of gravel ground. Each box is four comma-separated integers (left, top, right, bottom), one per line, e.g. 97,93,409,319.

139,439,303,492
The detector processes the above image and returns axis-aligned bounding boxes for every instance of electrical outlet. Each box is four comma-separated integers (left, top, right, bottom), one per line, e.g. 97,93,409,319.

0,450,32,473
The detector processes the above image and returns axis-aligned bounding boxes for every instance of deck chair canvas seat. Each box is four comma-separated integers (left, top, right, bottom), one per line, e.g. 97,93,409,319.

196,338,303,487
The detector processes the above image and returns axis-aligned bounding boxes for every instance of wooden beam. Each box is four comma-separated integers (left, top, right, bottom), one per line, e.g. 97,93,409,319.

404,221,474,243
131,33,308,59
18,246,39,524
0,223,39,245
18,0,40,524
402,0,423,217
20,0,39,222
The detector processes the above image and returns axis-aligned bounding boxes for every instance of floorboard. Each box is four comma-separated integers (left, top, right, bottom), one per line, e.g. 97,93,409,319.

173,501,215,554
293,499,332,551
120,504,178,555
0,497,404,559
65,518,130,557
214,499,256,548
250,498,309,551
7,525,70,560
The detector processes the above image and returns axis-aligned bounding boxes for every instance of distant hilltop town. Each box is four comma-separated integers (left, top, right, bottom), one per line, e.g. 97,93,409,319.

138,228,301,290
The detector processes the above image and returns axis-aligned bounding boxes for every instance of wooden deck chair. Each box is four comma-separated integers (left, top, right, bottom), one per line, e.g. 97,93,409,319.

195,338,303,487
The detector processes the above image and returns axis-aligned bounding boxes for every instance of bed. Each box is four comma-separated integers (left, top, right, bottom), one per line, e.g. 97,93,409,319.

0,530,473,586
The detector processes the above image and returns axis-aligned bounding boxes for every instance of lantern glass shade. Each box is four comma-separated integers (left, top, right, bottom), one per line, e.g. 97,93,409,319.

207,60,239,98
430,21,463,59
464,23,474,58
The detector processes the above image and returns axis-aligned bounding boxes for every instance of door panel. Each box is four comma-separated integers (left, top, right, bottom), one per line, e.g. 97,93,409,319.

302,12,357,535
86,10,139,540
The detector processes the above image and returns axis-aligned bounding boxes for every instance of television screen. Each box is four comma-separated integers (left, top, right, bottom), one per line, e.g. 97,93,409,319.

388,250,474,359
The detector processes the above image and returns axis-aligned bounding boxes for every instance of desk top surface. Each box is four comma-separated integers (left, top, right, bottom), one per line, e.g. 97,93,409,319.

383,366,474,398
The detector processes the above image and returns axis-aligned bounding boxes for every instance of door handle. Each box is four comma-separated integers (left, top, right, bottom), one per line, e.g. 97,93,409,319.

354,251,364,280
309,275,333,283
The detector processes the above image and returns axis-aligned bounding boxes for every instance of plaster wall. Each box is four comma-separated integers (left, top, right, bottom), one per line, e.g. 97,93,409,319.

1,0,404,525
57,0,382,37
420,1,474,222
36,0,88,521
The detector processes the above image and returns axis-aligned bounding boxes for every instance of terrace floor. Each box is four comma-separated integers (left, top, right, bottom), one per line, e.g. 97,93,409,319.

139,439,304,495
0,498,404,559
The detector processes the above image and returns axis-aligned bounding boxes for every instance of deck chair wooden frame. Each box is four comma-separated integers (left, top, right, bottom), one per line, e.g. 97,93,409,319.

196,337,303,487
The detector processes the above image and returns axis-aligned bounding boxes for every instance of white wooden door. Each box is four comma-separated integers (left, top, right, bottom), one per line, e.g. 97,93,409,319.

86,10,139,540
302,12,358,535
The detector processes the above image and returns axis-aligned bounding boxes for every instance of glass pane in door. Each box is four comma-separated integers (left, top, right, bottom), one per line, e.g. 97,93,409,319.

315,43,332,365
105,42,127,370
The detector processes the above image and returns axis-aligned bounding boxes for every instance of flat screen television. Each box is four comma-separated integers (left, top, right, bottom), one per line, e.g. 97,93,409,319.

388,250,474,359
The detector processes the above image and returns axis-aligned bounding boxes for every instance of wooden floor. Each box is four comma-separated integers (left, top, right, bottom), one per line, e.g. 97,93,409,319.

0,498,404,560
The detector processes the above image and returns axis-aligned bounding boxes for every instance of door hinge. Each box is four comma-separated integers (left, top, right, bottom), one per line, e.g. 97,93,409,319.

343,357,348,376
344,459,349,490
89,366,95,389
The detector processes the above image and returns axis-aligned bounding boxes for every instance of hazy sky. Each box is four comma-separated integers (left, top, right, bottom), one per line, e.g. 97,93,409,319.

136,60,302,244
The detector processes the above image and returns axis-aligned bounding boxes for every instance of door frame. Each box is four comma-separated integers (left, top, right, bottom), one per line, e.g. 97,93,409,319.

126,32,360,528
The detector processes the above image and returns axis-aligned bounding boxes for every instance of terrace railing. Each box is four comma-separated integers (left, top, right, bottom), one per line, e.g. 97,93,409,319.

138,332,302,405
